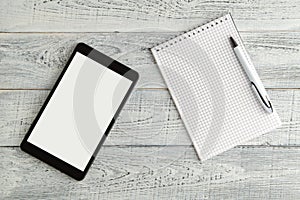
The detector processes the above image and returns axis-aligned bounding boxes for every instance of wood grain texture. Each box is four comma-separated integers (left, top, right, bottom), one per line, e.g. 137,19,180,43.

1,0,299,199
1,146,300,199
0,89,299,147
0,32,299,89
1,0,300,32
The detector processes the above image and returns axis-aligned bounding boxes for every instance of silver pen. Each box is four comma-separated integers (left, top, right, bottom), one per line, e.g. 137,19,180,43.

229,37,273,113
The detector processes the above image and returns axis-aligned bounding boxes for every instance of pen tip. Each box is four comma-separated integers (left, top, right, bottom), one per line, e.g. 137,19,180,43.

229,37,237,48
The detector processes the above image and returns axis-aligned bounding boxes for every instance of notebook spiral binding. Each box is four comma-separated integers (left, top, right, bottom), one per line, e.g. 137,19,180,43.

154,15,229,52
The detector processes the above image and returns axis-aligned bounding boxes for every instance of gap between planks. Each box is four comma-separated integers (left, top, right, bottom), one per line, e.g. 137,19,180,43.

2,145,300,149
0,88,299,91
1,30,300,34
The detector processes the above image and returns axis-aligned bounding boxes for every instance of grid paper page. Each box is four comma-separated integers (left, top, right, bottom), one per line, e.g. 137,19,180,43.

151,14,281,161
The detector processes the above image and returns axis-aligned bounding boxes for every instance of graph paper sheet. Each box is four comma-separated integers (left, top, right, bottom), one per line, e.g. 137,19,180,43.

151,14,281,161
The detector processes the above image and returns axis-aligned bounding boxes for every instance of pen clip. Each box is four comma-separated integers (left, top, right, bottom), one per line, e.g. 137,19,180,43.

251,82,273,113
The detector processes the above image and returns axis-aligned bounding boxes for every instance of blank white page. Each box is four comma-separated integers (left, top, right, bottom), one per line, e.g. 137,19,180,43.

151,14,281,161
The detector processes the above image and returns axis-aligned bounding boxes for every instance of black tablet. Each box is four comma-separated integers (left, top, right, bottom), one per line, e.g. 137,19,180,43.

21,43,139,180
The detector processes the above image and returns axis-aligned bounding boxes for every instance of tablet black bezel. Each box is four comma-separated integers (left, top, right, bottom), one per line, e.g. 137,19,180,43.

20,43,139,180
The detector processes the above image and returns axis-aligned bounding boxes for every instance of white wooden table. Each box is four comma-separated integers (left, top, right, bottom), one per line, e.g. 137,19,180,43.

0,0,300,199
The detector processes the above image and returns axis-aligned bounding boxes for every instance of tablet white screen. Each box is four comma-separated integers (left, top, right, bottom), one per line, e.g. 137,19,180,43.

27,52,132,171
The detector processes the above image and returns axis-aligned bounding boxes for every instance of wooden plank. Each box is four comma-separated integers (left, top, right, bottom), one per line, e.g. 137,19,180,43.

0,89,299,147
1,0,300,32
0,32,299,89
1,146,300,199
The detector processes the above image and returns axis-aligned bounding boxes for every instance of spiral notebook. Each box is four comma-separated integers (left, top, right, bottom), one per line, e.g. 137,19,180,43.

151,14,281,161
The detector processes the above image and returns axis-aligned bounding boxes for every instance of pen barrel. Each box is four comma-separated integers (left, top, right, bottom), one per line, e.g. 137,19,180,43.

233,46,261,84
233,46,272,113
